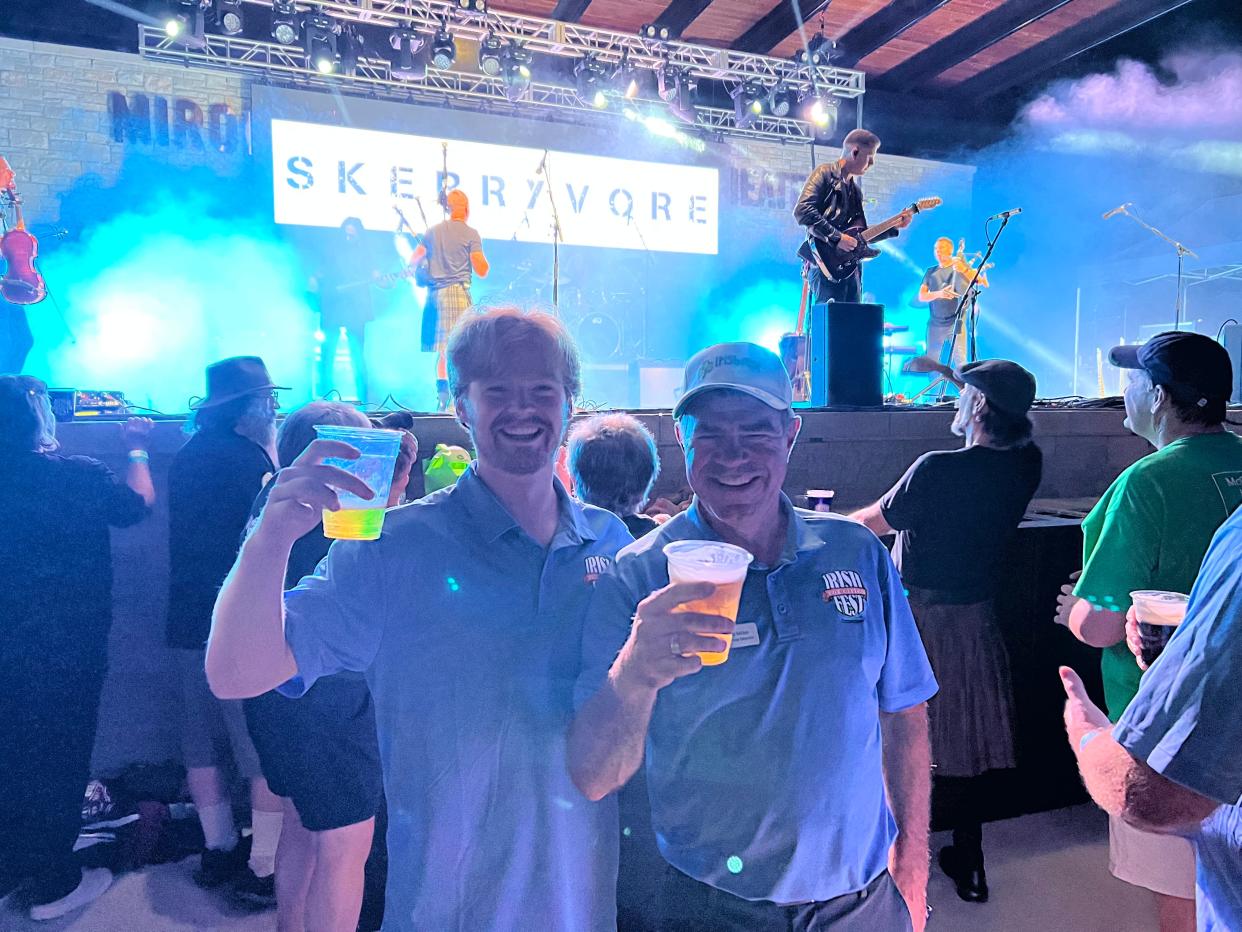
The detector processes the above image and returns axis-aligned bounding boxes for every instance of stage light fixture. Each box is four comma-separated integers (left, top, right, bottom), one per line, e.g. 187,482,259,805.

270,0,299,46
500,42,532,102
767,82,796,118
795,32,832,67
731,80,766,129
214,0,243,35
574,54,609,106
430,24,456,70
456,0,487,13
479,30,504,77
165,0,206,43
657,63,698,124
389,27,425,80
806,94,839,134
639,23,673,41
339,24,362,76
305,10,339,74
608,51,640,100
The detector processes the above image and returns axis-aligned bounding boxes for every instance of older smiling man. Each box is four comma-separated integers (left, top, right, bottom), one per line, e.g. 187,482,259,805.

569,342,937,932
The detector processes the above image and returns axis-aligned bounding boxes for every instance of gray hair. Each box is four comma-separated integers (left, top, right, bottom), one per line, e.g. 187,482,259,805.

0,375,58,453
566,412,660,517
276,400,371,467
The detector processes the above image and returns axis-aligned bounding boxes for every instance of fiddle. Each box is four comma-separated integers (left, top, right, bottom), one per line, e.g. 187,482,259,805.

0,156,48,306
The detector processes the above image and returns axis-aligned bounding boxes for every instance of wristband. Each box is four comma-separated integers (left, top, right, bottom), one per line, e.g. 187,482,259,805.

1077,727,1105,754
127,449,150,464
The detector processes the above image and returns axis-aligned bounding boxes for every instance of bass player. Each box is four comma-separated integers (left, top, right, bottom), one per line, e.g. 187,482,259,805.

793,128,912,303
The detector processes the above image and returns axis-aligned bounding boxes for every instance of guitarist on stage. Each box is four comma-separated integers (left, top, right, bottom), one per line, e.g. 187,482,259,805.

313,217,381,403
407,189,489,412
793,128,912,303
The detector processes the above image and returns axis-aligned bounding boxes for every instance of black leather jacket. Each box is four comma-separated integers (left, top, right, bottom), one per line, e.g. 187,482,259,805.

793,160,897,247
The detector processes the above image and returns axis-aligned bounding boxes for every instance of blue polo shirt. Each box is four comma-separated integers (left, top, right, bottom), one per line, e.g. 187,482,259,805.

281,464,632,932
1114,507,1242,932
576,497,937,905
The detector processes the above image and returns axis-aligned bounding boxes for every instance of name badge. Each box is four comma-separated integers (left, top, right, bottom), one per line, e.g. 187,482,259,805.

732,622,760,649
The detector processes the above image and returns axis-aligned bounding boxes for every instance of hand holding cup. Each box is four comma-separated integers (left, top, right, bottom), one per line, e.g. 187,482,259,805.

260,439,375,545
614,582,734,693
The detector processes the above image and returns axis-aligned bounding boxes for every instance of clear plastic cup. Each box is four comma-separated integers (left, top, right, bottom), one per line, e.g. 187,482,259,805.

1129,590,1189,666
314,425,404,540
663,540,754,666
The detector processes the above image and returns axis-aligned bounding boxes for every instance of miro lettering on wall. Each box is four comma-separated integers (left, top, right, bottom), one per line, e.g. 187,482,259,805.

108,92,242,154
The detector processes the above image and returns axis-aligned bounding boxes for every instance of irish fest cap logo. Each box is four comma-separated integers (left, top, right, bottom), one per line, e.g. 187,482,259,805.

822,570,868,618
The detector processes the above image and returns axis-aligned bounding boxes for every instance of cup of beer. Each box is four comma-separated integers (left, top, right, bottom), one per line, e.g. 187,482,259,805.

1129,590,1189,667
663,541,754,666
314,425,404,540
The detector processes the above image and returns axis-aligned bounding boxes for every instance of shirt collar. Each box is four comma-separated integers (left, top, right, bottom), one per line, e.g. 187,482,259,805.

454,462,597,545
683,493,810,569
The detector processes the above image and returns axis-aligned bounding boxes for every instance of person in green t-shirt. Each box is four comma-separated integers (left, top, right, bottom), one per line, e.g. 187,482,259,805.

1054,330,1240,932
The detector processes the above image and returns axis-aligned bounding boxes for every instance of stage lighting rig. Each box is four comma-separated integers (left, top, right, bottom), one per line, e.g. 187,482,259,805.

731,80,766,129
795,32,833,67
657,62,697,123
479,30,504,77
389,27,425,80
767,82,796,117
430,23,456,70
165,0,207,43
500,42,532,102
270,0,298,46
805,93,839,134
608,51,640,100
214,0,243,36
639,23,674,42
574,54,609,108
456,0,487,13
305,10,339,74
339,24,362,76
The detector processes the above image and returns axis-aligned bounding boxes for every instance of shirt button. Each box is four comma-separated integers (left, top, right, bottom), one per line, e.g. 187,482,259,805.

777,604,789,615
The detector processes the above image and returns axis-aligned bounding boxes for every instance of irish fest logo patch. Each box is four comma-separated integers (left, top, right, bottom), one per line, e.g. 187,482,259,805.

822,570,868,618
584,555,612,584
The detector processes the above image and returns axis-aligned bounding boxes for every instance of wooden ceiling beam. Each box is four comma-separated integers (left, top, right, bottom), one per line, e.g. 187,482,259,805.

952,0,1197,100
550,0,594,24
833,0,955,68
651,0,718,37
874,0,1075,91
731,0,830,56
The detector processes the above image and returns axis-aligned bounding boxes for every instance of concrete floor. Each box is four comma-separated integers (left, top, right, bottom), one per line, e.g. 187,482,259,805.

1,805,1163,932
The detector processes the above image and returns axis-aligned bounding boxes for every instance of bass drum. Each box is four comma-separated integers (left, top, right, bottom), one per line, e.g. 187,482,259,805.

576,312,621,361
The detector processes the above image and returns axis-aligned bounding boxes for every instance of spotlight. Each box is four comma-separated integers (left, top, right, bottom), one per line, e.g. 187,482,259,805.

500,41,532,102
608,51,640,100
305,10,339,74
795,32,833,67
805,94,839,134
430,24,456,70
389,27,425,80
339,24,362,76
456,0,486,12
479,30,504,77
639,23,673,41
215,0,243,35
767,82,796,118
731,80,766,129
165,0,206,42
271,0,299,46
657,63,697,123
574,54,608,106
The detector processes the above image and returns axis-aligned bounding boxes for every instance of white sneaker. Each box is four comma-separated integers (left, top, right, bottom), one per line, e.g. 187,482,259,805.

29,868,112,921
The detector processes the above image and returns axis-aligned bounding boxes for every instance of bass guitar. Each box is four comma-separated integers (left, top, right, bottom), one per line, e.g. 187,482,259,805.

799,196,942,281
0,156,48,306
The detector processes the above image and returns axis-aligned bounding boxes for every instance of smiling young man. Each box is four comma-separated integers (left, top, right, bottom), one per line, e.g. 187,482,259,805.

569,342,938,932
205,308,632,931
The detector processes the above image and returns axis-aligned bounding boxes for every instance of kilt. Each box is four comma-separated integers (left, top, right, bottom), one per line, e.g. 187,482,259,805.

906,588,1017,778
422,282,472,353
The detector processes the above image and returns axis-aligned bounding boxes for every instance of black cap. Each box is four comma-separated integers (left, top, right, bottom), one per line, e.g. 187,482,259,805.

1108,332,1232,412
957,359,1037,416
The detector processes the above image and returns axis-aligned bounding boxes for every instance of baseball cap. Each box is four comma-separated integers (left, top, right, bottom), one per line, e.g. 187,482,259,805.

957,359,1037,416
674,342,793,418
1108,331,1232,411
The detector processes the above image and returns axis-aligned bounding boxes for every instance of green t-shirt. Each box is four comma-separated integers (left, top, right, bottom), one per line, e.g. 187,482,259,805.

1075,430,1242,721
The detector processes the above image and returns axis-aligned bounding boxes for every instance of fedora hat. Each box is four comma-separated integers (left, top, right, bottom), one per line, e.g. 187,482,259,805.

190,356,290,410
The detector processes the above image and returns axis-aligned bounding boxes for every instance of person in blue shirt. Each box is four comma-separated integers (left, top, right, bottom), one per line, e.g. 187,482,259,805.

204,308,633,931
1061,505,1242,932
569,342,938,932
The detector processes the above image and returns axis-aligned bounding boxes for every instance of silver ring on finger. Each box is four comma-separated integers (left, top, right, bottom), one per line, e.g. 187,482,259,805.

669,634,681,656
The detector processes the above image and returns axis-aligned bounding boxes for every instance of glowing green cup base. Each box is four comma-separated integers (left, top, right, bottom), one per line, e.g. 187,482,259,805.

323,507,386,540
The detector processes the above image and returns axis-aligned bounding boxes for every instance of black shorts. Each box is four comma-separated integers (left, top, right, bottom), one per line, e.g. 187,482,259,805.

244,673,383,832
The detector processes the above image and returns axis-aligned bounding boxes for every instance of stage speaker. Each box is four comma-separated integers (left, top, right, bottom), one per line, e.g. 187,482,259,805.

1223,324,1242,404
808,302,883,407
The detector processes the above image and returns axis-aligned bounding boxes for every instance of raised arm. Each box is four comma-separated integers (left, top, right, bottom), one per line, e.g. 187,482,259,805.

206,439,374,700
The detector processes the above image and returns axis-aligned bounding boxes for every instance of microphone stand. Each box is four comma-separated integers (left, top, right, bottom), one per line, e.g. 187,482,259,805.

539,152,564,311
1117,207,1198,331
945,213,1012,372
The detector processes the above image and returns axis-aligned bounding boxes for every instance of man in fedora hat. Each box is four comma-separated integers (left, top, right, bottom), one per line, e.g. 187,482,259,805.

167,356,290,907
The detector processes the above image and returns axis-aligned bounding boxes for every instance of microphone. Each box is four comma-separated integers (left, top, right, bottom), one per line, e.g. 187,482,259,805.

536,149,548,176
1102,202,1131,220
988,207,1022,221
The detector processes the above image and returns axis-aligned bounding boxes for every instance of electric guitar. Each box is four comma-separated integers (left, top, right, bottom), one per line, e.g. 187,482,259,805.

333,265,421,293
799,196,942,281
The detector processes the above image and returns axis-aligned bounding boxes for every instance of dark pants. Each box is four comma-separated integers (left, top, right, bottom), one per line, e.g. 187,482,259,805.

0,301,33,374
656,865,913,932
0,670,104,901
809,266,861,304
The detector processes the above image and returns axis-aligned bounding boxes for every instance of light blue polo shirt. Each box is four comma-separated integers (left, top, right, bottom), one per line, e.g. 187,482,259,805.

576,497,937,905
1114,506,1242,932
281,464,632,932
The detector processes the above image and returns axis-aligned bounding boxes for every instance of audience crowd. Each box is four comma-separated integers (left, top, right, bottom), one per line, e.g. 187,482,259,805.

0,312,1238,932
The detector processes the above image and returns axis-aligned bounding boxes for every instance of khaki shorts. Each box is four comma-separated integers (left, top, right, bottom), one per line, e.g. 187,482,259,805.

1108,814,1197,900
175,648,263,780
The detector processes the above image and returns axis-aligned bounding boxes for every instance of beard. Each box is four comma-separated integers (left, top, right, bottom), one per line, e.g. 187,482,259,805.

235,400,277,452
